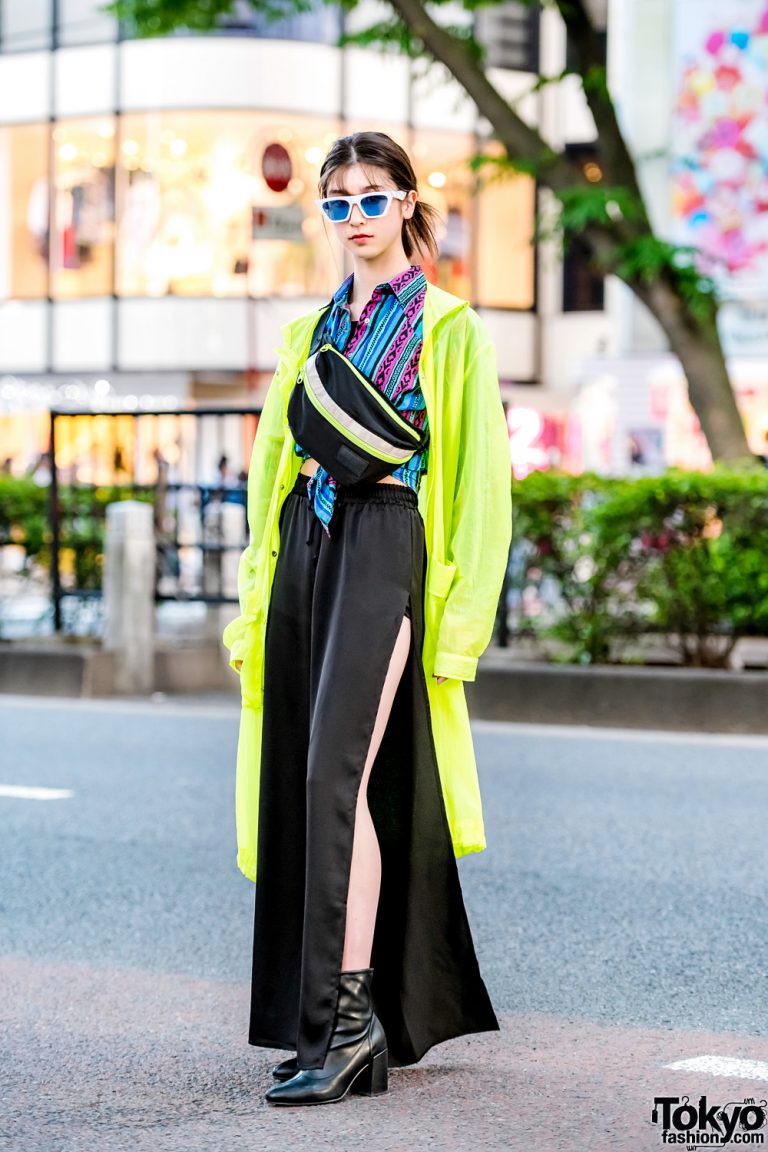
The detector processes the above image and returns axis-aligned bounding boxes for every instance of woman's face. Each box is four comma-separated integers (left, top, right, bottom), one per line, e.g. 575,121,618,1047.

323,163,417,263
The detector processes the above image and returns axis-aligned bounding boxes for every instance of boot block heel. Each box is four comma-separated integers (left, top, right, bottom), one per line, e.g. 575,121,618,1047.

351,1048,388,1096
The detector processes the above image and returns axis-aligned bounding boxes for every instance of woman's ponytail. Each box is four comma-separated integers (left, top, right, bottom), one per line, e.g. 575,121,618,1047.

403,198,441,263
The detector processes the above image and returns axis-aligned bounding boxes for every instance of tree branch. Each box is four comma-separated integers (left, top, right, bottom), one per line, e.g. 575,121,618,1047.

551,0,648,209
384,0,585,192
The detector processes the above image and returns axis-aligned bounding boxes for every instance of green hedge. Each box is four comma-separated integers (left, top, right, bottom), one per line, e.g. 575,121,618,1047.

0,476,49,556
511,466,768,667
0,476,154,590
6,469,768,665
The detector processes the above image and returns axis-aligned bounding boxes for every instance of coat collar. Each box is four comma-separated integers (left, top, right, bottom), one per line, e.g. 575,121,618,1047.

279,279,468,359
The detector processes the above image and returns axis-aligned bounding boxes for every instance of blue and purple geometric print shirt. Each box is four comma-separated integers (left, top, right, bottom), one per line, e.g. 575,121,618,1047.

293,263,429,537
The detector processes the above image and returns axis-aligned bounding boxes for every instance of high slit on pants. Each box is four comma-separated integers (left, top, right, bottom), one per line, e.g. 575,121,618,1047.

248,469,499,1070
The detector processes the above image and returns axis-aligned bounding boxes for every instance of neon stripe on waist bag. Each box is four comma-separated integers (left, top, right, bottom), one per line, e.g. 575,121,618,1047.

299,343,423,465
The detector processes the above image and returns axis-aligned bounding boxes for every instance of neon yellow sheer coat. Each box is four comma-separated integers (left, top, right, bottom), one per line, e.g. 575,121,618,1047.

223,282,512,883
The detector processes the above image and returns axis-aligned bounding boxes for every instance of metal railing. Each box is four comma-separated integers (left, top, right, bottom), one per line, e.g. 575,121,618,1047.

43,404,513,649
49,406,260,631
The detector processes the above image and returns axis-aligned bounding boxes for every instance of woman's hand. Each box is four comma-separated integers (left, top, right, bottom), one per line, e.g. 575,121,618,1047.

433,674,447,684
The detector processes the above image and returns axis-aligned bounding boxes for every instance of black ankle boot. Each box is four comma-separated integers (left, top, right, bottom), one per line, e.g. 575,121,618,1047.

271,1054,299,1081
272,1051,406,1079
264,968,388,1105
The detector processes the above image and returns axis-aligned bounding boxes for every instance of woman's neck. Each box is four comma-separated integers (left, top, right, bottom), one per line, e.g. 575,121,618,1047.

347,254,413,319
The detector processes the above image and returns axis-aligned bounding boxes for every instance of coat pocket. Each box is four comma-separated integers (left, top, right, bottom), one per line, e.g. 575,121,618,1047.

427,557,456,600
238,607,266,709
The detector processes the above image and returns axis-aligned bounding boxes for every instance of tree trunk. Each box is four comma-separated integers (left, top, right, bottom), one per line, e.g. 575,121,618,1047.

629,272,754,464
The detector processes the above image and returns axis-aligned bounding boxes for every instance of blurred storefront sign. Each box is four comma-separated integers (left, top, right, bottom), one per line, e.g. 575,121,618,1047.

717,300,768,356
671,0,768,356
568,355,768,474
507,406,568,479
261,142,292,193
251,203,305,241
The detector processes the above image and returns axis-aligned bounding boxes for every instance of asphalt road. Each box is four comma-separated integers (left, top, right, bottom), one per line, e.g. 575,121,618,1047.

2,695,768,1152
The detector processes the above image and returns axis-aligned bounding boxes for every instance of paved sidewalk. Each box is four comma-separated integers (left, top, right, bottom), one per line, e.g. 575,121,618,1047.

5,955,768,1152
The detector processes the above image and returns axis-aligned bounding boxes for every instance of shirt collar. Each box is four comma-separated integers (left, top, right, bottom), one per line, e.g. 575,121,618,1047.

332,264,425,311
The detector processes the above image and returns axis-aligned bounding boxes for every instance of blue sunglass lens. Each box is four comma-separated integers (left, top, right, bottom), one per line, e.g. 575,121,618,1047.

360,194,388,216
323,199,351,221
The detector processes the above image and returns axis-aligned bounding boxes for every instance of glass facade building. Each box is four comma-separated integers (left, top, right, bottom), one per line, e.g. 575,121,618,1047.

1,110,536,306
0,0,568,424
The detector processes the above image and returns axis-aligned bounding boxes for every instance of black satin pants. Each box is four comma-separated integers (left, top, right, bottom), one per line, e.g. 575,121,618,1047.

248,470,499,1071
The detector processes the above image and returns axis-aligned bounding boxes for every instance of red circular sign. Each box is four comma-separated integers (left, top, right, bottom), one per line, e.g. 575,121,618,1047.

262,143,292,193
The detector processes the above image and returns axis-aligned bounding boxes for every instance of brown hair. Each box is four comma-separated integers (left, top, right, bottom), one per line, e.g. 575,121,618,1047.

318,131,441,263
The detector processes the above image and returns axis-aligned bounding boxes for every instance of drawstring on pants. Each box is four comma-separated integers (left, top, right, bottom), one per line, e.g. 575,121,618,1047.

305,513,321,548
305,499,324,548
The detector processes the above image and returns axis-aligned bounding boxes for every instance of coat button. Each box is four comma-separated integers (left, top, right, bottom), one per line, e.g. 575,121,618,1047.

271,550,277,556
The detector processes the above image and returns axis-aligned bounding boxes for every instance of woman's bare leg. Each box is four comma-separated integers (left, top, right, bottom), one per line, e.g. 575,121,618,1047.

341,613,411,970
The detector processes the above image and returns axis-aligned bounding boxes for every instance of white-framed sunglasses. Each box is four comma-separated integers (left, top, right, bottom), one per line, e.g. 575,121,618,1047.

314,189,411,223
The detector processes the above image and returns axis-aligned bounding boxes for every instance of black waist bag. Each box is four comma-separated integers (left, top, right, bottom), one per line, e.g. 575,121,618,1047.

287,337,427,486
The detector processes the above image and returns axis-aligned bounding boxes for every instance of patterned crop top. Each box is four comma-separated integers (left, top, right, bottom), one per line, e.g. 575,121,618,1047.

293,263,430,537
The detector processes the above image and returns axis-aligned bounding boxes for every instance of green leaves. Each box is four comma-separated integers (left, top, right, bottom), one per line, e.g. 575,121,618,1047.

0,477,154,588
102,0,242,36
0,477,48,557
469,148,559,181
558,183,644,229
581,62,609,100
612,237,720,318
511,466,768,667
102,0,328,35
339,19,408,53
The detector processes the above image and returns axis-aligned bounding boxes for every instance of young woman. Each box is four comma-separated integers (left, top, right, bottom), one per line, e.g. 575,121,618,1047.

223,131,512,1107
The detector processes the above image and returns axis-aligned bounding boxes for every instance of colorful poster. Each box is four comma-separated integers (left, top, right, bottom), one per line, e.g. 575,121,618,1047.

671,0,768,313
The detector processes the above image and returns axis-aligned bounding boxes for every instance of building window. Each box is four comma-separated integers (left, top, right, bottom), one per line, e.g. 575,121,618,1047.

474,1,540,73
562,144,605,312
565,27,607,72
0,0,52,52
0,123,49,299
52,119,115,299
116,111,341,298
475,138,535,309
562,234,604,311
59,0,117,46
407,128,475,299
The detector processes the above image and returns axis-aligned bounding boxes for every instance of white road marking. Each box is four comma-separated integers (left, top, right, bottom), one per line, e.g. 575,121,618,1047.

0,785,74,800
664,1056,768,1081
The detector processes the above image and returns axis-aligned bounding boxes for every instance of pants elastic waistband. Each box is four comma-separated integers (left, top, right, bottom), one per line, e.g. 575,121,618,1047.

291,470,418,507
